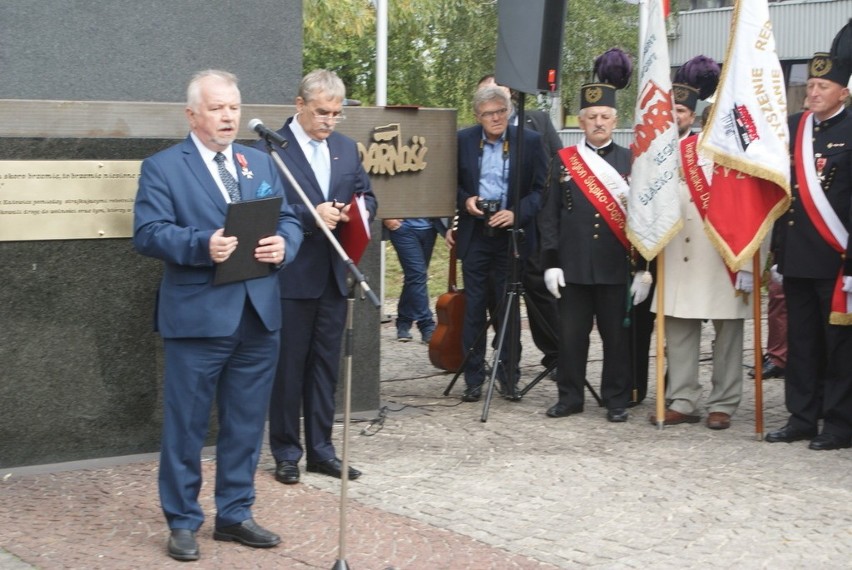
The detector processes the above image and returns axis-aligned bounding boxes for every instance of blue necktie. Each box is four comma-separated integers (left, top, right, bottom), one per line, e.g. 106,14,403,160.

308,139,330,199
214,152,241,203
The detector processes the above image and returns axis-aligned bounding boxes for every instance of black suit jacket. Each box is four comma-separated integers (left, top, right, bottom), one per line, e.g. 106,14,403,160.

455,124,546,261
776,109,852,280
255,118,378,299
539,142,632,285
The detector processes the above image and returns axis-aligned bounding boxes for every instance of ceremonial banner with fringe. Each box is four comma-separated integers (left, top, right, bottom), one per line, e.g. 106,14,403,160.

627,0,682,260
698,0,790,271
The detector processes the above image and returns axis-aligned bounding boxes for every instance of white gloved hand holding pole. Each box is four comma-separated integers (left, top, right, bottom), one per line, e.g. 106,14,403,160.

630,270,653,305
735,271,754,293
544,268,565,299
770,264,783,284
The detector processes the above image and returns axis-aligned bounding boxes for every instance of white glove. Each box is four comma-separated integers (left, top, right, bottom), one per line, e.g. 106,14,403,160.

544,268,565,299
630,270,653,305
770,264,783,284
843,276,852,293
735,271,754,293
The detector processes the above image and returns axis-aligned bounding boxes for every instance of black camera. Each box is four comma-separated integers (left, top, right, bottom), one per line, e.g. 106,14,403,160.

476,198,501,236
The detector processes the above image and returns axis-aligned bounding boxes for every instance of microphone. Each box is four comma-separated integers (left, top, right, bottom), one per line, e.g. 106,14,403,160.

248,118,288,148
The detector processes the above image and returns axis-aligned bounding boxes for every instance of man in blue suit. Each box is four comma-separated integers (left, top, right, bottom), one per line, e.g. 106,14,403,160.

455,85,546,402
258,69,377,486
133,70,302,561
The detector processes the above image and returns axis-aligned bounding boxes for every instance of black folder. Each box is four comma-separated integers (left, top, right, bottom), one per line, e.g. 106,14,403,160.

213,197,283,285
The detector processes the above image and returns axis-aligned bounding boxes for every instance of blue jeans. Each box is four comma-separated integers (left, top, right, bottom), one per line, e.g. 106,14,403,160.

388,223,436,335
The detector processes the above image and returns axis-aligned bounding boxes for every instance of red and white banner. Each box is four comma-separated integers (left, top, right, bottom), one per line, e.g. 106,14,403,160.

698,0,790,271
627,0,682,260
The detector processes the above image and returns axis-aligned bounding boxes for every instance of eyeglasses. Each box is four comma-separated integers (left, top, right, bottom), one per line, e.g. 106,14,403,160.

312,111,347,123
479,107,509,120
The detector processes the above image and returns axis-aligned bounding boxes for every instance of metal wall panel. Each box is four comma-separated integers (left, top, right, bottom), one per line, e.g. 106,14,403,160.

670,0,852,65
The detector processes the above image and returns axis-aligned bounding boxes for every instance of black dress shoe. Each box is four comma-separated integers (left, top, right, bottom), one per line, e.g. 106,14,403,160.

765,424,817,443
749,358,785,379
275,460,300,484
306,457,362,480
808,432,852,451
213,518,281,548
546,402,583,418
607,408,629,422
461,385,482,402
168,529,199,561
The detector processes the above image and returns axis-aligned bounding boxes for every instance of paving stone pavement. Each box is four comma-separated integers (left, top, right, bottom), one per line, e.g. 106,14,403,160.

1,295,850,569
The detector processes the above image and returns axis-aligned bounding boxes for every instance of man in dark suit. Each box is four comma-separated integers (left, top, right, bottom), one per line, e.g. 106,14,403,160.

456,85,546,402
133,70,303,561
260,69,378,484
540,79,636,423
767,47,852,450
477,75,563,377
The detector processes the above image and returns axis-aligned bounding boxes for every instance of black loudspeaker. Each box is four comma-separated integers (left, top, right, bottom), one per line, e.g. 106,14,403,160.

495,0,568,94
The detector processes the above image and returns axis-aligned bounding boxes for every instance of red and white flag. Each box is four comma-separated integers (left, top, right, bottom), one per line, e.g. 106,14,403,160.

698,0,791,271
627,0,682,260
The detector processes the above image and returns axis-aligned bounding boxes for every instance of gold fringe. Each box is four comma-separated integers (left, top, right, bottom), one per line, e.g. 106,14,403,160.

829,311,852,326
703,197,788,272
627,218,684,262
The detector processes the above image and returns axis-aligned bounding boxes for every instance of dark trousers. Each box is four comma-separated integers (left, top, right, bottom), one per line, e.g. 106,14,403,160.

629,281,656,404
767,277,788,367
783,277,852,437
461,230,520,387
159,301,279,530
523,253,560,368
269,277,347,464
557,283,631,409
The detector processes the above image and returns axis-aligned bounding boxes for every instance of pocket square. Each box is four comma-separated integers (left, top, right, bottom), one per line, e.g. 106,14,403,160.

256,181,273,198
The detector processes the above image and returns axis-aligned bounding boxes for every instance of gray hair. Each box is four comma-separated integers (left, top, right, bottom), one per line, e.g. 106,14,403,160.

186,70,239,111
299,69,346,102
473,85,512,115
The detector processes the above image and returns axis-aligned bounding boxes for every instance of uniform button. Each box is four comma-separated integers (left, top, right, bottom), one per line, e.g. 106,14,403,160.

683,257,689,262
593,234,599,239
594,223,600,228
789,208,795,214
791,196,797,201
594,213,601,218
685,237,690,243
788,220,794,226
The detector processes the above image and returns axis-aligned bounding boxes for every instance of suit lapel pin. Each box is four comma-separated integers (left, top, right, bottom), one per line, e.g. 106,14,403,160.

236,152,253,179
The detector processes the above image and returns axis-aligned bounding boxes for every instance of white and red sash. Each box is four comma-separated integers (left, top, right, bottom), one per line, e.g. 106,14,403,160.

794,111,852,325
680,134,737,287
559,140,630,249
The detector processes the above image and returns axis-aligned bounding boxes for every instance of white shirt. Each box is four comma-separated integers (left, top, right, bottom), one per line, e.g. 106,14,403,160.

190,132,238,203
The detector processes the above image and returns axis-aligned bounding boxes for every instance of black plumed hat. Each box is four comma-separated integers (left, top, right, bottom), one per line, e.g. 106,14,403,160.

809,19,852,87
672,55,720,112
581,48,632,109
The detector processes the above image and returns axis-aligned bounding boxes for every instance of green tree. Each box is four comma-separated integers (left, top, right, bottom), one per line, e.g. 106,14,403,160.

303,0,639,127
560,0,640,126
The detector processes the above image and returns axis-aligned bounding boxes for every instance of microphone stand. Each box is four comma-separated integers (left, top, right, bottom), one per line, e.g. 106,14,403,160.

257,135,379,570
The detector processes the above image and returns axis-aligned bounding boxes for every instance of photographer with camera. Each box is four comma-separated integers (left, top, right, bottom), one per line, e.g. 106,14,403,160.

455,85,547,402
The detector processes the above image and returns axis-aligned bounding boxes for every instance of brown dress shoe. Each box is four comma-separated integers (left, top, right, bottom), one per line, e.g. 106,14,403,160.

706,411,731,430
649,408,701,425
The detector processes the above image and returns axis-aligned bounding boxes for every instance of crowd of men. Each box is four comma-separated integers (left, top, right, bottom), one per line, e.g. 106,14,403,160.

454,44,852,451
132,31,852,563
